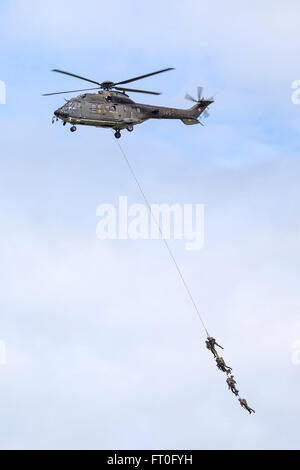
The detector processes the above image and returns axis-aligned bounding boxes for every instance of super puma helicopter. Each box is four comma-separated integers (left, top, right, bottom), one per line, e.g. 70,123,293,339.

43,68,214,138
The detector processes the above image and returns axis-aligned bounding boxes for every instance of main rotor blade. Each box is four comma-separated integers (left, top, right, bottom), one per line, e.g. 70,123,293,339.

52,69,102,86
42,87,101,96
114,67,174,86
114,86,161,95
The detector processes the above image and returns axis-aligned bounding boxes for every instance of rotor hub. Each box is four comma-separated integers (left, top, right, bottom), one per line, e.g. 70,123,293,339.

100,81,114,90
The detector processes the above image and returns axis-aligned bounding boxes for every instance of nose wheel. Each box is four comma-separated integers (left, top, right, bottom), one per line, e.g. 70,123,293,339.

114,130,121,139
70,126,77,132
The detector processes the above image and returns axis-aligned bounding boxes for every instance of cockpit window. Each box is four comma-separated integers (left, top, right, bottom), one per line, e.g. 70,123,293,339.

63,101,72,110
64,101,81,111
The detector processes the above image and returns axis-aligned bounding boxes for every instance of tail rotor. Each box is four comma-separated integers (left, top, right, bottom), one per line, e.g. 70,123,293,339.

197,86,204,101
185,86,214,123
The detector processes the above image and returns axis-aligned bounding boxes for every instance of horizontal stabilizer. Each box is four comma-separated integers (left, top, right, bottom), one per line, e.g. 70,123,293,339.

181,118,199,125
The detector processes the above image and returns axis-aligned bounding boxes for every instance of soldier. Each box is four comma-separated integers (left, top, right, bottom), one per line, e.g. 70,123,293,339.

216,356,232,375
205,336,224,358
226,375,239,396
239,398,255,415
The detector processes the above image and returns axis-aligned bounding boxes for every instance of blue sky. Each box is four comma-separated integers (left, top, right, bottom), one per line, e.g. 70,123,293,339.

0,0,300,450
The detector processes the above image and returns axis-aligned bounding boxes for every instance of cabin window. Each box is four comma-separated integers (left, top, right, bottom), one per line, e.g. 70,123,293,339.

91,104,97,112
136,107,141,113
105,105,110,111
110,105,116,112
124,106,128,112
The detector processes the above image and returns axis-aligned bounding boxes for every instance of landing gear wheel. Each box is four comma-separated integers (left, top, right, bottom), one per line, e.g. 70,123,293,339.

114,130,121,139
126,124,134,132
70,126,77,132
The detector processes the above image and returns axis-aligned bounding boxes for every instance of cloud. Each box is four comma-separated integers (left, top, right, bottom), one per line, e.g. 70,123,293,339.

2,0,300,87
0,144,300,449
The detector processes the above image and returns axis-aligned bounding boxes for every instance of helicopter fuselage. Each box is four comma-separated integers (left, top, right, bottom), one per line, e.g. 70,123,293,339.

53,90,211,133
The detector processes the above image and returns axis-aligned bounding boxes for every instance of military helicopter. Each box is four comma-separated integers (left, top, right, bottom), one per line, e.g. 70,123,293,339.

43,68,214,138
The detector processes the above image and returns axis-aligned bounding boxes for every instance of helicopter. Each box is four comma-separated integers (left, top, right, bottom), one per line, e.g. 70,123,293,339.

43,68,214,138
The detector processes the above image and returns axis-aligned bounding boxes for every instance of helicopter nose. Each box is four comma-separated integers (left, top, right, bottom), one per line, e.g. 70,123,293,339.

54,109,68,119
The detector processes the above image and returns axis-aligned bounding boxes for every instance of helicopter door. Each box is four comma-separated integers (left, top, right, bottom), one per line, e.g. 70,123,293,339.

121,105,132,122
71,101,81,116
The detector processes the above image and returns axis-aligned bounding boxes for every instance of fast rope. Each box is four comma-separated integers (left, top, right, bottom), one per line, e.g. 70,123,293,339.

113,135,209,337
112,135,255,414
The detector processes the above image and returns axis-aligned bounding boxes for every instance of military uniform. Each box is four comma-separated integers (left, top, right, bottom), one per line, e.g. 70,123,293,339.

226,375,239,396
205,336,224,358
216,356,232,375
239,398,255,414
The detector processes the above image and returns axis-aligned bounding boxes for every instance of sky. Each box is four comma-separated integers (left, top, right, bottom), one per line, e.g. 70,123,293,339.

0,0,300,450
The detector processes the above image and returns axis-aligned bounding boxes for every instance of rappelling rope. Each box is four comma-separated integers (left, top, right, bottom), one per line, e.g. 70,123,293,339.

113,135,209,337
113,135,256,414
